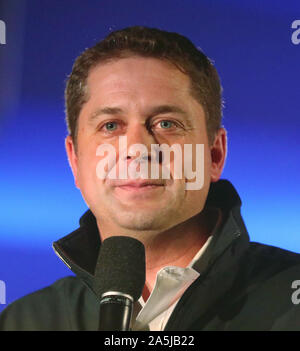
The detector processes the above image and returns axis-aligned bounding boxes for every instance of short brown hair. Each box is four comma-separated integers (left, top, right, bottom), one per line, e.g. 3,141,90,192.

65,26,223,149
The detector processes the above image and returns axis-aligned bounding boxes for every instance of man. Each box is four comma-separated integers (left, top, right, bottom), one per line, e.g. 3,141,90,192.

0,26,300,331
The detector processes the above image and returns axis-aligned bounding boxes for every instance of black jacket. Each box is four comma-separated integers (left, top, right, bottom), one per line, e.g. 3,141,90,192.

1,180,300,331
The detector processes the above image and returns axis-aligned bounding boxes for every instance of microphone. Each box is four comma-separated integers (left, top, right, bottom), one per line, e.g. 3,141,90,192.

93,236,146,331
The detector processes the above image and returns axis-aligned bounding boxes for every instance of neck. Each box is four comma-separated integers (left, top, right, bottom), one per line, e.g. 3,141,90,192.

141,207,219,300
97,207,220,302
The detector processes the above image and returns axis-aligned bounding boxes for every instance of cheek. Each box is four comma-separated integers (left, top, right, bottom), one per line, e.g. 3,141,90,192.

76,150,99,188
203,146,212,180
179,142,211,212
179,142,211,185
76,153,106,210
187,187,209,215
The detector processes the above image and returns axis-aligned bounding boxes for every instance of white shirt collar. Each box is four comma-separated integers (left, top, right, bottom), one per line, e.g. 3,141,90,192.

132,208,222,331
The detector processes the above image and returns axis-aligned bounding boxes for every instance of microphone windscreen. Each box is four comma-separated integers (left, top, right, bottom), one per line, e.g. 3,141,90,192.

93,236,146,302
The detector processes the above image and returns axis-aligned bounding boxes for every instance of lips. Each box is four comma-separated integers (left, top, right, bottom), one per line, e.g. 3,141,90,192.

109,179,165,198
108,179,165,188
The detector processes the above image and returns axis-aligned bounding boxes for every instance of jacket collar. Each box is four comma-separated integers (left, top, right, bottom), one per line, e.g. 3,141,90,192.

52,179,250,295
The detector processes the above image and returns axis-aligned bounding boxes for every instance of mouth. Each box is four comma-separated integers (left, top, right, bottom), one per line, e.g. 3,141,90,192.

117,184,164,191
108,179,165,187
110,180,165,198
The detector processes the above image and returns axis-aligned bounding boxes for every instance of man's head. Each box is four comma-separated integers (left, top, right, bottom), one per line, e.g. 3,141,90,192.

65,26,223,150
64,26,227,241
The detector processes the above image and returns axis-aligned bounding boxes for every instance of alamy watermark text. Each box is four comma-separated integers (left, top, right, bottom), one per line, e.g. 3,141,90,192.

95,136,205,190
291,20,300,45
0,280,6,304
291,280,300,304
0,20,6,45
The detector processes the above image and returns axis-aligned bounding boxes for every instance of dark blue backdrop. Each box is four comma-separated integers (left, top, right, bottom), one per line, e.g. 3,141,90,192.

1,0,300,311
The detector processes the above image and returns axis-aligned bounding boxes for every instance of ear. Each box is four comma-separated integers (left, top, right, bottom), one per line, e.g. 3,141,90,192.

210,128,227,183
65,135,80,189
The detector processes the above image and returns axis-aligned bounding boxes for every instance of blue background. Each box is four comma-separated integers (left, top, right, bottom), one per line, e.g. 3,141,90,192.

0,0,300,311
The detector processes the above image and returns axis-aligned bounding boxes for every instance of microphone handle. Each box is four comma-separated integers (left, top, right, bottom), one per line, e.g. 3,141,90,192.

98,293,133,331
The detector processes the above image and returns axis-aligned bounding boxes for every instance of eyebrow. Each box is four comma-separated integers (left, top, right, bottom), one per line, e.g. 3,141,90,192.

88,107,123,124
88,105,194,127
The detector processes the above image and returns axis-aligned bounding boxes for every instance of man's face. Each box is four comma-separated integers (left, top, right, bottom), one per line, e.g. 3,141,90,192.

66,56,225,238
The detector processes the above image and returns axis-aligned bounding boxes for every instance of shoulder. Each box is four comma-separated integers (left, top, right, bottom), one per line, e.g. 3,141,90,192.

240,242,300,286
237,242,300,330
246,242,300,273
0,276,98,331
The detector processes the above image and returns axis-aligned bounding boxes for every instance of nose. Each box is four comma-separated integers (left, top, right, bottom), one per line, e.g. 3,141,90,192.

121,122,159,163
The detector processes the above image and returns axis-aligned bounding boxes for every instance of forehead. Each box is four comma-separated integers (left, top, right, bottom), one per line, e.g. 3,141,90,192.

78,55,206,132
86,56,192,102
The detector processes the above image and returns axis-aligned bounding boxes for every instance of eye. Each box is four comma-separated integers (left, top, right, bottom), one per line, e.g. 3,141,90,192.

159,120,174,129
155,120,180,130
104,121,118,131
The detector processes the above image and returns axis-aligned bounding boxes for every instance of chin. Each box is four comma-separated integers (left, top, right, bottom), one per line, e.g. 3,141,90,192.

114,210,169,231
